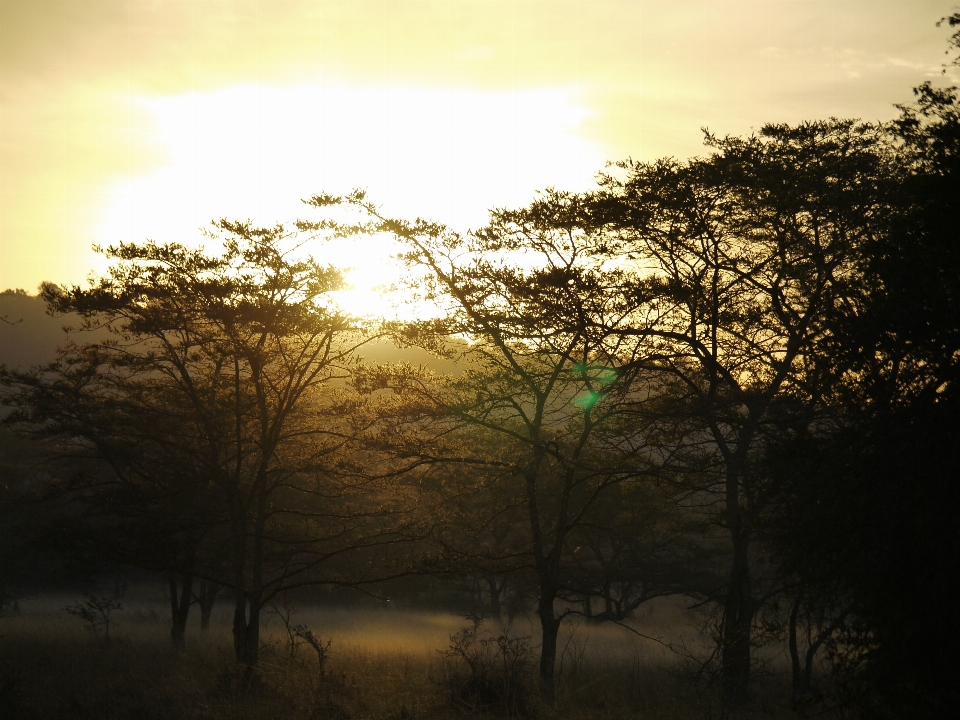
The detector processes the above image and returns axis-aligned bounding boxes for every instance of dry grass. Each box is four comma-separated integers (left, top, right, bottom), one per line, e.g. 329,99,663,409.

0,594,797,719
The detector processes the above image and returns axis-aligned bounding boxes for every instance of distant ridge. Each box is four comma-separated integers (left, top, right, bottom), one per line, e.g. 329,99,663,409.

0,289,457,374
0,290,69,370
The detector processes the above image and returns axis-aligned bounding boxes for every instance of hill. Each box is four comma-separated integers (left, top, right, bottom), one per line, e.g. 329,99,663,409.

1,288,456,374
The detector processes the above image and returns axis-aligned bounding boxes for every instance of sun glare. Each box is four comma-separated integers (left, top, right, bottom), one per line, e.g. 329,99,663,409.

96,84,606,318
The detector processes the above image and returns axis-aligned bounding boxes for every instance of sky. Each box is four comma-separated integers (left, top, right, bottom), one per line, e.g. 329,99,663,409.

1,0,957,314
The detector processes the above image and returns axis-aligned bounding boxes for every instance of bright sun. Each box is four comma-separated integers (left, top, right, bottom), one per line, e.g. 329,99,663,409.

95,83,606,318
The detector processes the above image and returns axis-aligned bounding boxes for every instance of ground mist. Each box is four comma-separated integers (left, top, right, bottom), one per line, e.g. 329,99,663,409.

0,593,797,719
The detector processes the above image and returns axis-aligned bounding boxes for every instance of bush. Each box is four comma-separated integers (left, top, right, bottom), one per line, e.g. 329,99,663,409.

65,596,123,642
441,614,532,716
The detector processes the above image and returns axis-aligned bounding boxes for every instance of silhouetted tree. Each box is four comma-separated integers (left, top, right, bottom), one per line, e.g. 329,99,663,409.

762,83,960,718
1,342,217,651
564,476,721,623
937,11,960,69
3,222,408,667
310,190,676,700
589,120,892,707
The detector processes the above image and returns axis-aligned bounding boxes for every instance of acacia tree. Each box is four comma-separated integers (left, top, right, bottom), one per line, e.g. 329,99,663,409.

308,191,677,699
564,475,721,623
14,222,400,667
760,83,960,716
1,340,220,650
589,120,892,706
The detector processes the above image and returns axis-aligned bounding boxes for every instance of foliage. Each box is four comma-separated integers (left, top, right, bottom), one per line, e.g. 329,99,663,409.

937,12,960,69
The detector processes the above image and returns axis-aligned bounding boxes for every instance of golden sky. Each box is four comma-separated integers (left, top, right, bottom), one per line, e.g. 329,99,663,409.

1,0,956,309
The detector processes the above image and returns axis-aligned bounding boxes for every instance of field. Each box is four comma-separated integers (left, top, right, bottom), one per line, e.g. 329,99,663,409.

0,592,797,719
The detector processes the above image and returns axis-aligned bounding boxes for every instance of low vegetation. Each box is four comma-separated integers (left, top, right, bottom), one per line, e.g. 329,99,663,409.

0,596,798,720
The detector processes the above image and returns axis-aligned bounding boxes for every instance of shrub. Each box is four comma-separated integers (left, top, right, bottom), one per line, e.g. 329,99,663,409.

65,596,122,642
441,614,533,715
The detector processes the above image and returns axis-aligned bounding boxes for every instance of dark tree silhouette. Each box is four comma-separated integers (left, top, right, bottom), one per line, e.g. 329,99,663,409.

762,82,960,718
588,120,892,707
2,222,408,667
307,190,679,700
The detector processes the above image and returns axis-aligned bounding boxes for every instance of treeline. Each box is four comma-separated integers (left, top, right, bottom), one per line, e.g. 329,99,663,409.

3,35,960,720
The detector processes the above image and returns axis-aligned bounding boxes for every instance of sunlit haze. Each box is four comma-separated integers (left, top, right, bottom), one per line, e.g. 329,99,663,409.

101,85,602,317
1,0,956,316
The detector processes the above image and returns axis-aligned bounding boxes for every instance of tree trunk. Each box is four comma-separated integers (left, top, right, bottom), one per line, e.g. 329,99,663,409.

233,594,263,667
231,477,269,669
474,575,484,611
788,592,804,706
232,517,251,664
198,581,220,630
169,573,194,653
232,592,249,661
239,480,269,668
803,644,817,701
721,532,752,708
581,593,593,618
244,600,262,666
537,596,561,702
487,576,503,622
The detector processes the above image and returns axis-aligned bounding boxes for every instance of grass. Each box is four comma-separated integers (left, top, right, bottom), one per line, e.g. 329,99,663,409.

0,594,799,719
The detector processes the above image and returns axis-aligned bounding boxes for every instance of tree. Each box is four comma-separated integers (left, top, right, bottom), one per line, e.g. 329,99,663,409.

3,341,223,651
761,84,960,718
564,474,721,624
589,120,892,706
4,221,406,667
763,381,960,717
310,191,679,700
0,427,65,615
937,11,960,70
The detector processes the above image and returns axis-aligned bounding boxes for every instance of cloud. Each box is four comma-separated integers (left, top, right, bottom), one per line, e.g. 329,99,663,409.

98,83,605,244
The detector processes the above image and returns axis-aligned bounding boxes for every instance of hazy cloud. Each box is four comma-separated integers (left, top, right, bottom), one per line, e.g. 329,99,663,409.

1,0,956,290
